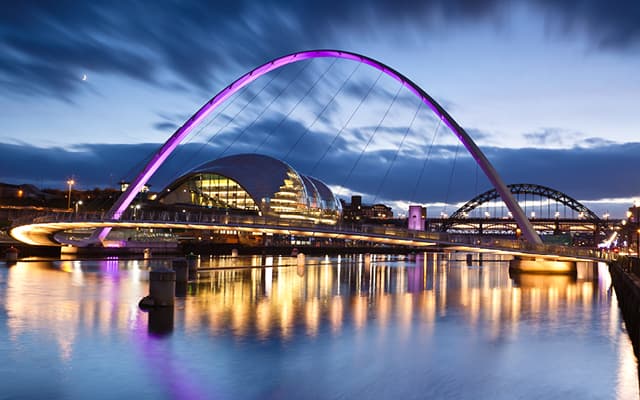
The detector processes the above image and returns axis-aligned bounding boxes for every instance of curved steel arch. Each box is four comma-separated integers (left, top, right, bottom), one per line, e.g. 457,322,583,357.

449,183,600,221
95,50,542,244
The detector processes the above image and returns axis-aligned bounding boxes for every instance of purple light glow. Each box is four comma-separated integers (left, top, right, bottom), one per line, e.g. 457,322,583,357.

95,50,541,245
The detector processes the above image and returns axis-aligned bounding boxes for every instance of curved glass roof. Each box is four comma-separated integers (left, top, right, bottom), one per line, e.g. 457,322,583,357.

188,154,297,204
160,153,341,223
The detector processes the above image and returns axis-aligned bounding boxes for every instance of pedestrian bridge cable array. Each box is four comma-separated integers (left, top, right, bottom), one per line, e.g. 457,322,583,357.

86,49,541,246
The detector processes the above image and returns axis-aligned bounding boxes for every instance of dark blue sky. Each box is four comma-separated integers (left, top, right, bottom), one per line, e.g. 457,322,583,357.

1,1,639,216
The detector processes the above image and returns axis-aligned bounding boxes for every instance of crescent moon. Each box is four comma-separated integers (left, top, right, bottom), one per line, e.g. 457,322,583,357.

81,74,87,81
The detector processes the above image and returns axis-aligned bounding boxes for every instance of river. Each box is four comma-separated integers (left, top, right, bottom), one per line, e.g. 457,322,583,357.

0,253,637,399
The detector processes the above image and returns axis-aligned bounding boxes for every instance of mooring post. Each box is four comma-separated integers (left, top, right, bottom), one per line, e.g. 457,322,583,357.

186,253,198,280
5,246,18,263
172,258,188,296
139,266,176,308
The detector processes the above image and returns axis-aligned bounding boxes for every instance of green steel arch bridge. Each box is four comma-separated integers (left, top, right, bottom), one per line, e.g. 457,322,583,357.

433,184,615,245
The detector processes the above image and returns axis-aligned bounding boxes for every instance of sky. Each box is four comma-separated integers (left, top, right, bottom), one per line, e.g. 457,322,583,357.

0,0,639,217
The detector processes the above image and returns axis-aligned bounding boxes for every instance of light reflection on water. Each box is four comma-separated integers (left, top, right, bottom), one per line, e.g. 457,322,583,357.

0,253,637,399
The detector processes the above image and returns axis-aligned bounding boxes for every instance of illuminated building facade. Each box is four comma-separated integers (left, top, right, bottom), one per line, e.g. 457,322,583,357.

158,154,342,224
408,205,426,230
342,195,393,222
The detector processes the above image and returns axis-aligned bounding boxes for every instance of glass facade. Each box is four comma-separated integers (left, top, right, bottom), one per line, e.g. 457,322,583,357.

159,154,342,225
268,171,307,219
190,174,258,211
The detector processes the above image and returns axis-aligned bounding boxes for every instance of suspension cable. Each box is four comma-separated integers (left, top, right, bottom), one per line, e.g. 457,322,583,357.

442,142,460,216
410,118,442,203
310,71,384,177
244,61,314,155
120,85,248,185
254,58,338,154
214,67,286,159
162,85,253,183
283,63,361,162
373,101,423,204
339,83,403,198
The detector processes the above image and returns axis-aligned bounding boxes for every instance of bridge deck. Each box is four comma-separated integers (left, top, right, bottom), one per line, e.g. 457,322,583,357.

10,211,609,262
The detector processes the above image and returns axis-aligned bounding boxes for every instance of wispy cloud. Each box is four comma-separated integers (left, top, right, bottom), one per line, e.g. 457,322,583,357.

2,1,640,99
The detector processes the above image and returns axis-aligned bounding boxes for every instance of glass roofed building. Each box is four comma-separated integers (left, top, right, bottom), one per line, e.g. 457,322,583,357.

158,154,342,224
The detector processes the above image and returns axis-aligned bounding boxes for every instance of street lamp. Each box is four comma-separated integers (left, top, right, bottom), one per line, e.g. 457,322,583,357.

75,200,83,214
66,178,75,209
132,204,141,219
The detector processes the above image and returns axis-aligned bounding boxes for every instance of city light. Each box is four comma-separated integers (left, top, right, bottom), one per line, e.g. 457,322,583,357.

66,178,75,210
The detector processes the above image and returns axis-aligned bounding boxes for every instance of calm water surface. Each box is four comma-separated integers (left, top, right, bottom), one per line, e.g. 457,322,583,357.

0,253,637,399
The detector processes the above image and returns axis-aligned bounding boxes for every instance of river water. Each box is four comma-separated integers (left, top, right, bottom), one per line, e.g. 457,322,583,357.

0,253,637,399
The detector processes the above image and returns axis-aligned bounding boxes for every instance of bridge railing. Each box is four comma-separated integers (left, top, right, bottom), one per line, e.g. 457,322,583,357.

11,211,605,260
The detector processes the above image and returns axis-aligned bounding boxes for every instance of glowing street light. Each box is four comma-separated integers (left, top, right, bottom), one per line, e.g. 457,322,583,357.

75,200,83,214
132,204,141,219
66,178,75,209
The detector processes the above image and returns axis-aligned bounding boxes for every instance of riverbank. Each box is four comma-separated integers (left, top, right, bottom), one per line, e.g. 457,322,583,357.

609,257,640,359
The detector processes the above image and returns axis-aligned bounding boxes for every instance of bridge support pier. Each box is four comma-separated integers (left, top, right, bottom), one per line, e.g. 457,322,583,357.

509,256,576,275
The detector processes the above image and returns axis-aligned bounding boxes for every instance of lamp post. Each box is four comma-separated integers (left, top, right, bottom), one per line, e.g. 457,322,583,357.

75,200,83,215
635,201,640,257
132,204,141,220
637,228,640,258
66,179,75,210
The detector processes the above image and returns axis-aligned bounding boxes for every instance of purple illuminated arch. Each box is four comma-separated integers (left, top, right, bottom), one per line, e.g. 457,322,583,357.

97,50,542,244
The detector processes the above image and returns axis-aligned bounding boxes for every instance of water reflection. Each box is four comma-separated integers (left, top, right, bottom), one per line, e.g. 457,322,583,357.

178,254,603,343
147,307,174,336
0,253,637,399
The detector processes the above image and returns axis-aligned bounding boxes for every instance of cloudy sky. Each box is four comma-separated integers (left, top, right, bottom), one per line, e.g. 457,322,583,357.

1,1,638,217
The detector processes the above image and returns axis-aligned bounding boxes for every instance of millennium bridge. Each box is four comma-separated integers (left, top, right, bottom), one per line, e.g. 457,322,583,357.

8,50,616,265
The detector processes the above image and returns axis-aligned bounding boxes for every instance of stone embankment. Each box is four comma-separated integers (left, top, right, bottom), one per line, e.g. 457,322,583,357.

609,257,640,358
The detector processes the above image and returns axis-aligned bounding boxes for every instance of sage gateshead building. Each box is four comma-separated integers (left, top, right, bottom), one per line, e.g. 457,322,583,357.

157,154,342,225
